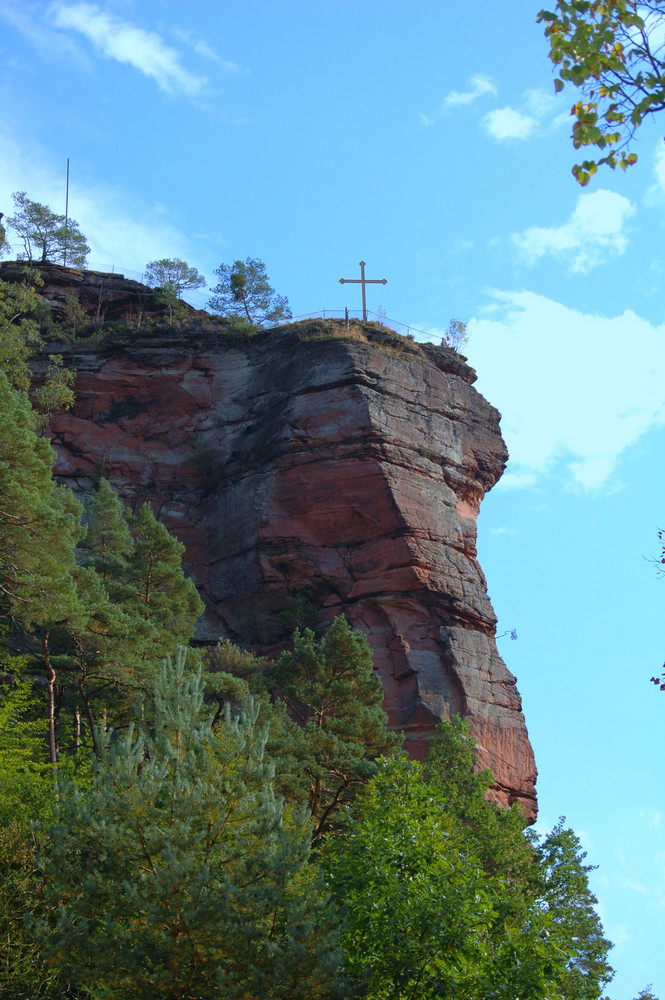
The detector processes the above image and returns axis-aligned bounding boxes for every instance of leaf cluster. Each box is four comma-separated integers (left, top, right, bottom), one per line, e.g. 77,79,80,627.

538,0,664,183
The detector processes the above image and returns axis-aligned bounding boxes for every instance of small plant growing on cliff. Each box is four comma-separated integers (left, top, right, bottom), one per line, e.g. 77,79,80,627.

145,258,206,326
60,293,90,338
6,192,89,267
208,257,292,329
442,317,469,352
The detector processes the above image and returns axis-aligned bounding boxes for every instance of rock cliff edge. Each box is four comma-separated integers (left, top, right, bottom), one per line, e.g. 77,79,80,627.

43,311,537,819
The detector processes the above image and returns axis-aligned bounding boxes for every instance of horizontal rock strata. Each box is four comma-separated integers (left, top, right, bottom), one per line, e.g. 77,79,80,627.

45,317,537,819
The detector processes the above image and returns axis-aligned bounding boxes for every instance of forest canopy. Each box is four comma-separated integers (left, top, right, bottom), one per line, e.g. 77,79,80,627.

0,269,616,1000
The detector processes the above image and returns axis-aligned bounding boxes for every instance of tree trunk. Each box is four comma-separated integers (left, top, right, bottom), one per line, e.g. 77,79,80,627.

240,287,253,324
43,631,58,765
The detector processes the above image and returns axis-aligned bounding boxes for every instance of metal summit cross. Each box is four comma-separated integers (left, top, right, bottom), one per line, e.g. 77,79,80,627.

339,260,387,321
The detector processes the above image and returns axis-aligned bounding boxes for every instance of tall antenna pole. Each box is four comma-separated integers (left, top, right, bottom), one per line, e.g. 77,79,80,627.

63,157,70,266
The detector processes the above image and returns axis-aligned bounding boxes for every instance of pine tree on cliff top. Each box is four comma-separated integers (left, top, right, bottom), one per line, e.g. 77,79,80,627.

208,257,292,328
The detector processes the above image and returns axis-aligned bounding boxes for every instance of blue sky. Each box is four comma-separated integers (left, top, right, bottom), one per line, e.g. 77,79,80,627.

1,3,664,996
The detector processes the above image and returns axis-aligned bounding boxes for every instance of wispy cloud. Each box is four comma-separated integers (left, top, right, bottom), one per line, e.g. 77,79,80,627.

621,877,650,895
511,189,635,273
0,122,214,279
465,291,665,492
481,88,568,142
0,2,91,70
419,74,496,126
170,27,247,76
49,3,207,96
482,106,537,141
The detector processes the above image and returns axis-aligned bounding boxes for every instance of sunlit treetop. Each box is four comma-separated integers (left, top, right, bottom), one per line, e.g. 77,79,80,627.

538,0,665,184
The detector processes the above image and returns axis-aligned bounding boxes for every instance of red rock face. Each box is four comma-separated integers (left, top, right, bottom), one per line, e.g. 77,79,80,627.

47,320,537,820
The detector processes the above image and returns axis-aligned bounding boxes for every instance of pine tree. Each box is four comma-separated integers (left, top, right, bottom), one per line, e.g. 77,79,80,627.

0,677,77,1000
0,372,84,763
208,257,292,328
0,373,82,626
65,483,205,740
530,819,614,1000
6,191,89,266
268,615,399,836
122,501,205,667
34,648,340,1000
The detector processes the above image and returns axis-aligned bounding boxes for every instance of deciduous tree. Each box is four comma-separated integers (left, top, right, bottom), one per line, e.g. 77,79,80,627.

208,256,292,328
442,317,469,352
538,1,664,183
322,716,614,1000
6,191,89,266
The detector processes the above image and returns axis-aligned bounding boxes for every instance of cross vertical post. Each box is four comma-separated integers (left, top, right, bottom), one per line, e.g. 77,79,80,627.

339,260,387,321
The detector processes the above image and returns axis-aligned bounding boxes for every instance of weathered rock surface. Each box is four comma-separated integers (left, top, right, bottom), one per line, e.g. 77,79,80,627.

44,314,537,819
0,260,187,323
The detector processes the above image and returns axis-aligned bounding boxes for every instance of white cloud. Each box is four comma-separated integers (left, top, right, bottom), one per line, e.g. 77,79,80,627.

0,2,91,70
49,3,207,96
465,291,665,492
481,87,568,143
482,106,537,141
442,74,497,109
644,140,665,205
170,27,247,75
511,189,635,273
420,74,496,126
621,877,650,895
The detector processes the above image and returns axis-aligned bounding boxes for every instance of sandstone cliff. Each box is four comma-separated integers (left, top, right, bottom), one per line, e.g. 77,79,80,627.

36,301,537,819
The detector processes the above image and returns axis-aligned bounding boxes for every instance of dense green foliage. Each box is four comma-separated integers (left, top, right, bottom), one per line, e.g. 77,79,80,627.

267,616,399,836
322,718,614,1000
6,191,90,266
0,273,74,415
33,649,338,1000
538,1,665,183
0,371,82,631
0,271,616,999
208,256,292,327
